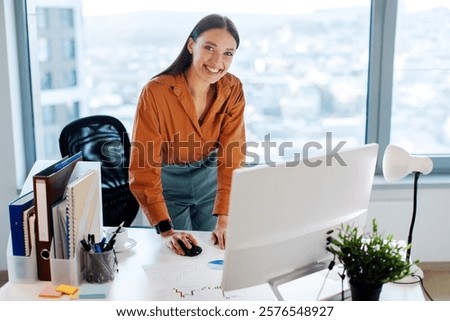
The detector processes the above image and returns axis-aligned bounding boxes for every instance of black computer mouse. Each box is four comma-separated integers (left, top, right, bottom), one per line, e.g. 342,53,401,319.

177,240,202,257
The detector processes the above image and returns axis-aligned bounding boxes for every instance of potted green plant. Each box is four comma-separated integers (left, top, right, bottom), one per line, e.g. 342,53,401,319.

326,218,418,301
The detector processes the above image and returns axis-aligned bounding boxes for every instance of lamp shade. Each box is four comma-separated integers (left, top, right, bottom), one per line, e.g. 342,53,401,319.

382,145,433,182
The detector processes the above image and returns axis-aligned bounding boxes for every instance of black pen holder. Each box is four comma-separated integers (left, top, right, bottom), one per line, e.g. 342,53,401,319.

85,250,118,283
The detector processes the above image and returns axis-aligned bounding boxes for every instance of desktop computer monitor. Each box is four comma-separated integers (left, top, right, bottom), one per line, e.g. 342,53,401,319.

221,143,379,294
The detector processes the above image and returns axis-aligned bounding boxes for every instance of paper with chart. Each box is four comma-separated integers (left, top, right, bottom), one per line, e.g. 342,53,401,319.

142,247,275,301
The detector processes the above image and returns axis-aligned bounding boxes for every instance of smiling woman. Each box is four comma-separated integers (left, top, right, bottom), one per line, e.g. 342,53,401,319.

129,14,246,257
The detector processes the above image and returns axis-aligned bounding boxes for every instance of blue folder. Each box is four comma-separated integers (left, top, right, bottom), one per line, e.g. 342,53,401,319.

9,191,34,256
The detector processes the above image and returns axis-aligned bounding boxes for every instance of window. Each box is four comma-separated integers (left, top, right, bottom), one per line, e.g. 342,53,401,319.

25,0,372,162
42,104,56,125
38,38,49,62
233,5,371,163
391,1,450,156
19,0,450,173
40,72,52,90
60,8,74,28
67,101,80,120
63,68,77,87
62,39,75,59
36,7,48,29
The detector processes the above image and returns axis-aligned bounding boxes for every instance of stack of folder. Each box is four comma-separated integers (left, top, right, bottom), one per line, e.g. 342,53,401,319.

7,152,103,285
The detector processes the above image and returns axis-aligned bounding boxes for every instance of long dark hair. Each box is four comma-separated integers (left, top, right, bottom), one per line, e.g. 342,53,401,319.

154,14,240,77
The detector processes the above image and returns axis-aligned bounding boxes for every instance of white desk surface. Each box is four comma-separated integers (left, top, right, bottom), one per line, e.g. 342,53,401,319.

0,228,425,301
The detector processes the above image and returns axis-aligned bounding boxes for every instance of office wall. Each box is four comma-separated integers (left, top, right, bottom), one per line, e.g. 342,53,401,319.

369,181,450,262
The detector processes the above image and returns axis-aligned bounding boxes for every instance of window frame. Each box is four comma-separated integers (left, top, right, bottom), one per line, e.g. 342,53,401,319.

16,0,450,175
15,0,36,174
366,0,398,174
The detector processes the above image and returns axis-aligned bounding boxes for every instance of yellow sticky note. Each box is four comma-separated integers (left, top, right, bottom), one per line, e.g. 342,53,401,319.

56,284,79,295
70,290,80,300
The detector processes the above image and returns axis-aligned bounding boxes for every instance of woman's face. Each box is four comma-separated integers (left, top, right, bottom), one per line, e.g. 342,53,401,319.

187,28,237,85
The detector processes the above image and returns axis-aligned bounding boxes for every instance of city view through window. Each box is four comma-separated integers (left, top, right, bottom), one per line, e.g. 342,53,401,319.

30,0,371,162
82,5,371,164
391,0,450,155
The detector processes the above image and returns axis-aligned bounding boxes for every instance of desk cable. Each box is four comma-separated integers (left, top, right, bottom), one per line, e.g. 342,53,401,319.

316,257,349,301
316,257,353,301
315,260,333,301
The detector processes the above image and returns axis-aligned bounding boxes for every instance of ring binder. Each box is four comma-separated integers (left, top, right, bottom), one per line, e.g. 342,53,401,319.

33,152,82,281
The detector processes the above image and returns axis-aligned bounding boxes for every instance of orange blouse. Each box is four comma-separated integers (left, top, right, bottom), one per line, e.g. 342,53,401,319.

129,73,246,226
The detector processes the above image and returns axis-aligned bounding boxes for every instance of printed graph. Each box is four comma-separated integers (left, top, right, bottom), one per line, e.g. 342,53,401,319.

143,259,221,290
172,285,239,300
142,259,275,300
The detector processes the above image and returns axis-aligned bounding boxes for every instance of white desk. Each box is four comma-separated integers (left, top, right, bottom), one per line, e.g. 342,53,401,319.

0,228,425,301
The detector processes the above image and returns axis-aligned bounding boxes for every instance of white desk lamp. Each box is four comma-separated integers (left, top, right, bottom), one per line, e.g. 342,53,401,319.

382,144,433,268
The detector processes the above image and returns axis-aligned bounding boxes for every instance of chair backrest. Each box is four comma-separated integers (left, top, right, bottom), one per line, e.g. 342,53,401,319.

59,115,139,227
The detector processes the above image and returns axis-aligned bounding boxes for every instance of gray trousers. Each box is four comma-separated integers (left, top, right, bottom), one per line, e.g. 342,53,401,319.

161,153,218,231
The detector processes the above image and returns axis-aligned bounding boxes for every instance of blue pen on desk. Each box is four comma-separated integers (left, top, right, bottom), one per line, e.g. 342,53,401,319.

100,237,107,251
207,259,224,270
94,243,102,253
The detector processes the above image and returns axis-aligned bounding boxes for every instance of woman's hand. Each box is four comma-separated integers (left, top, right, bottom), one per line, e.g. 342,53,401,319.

162,230,199,256
211,215,228,249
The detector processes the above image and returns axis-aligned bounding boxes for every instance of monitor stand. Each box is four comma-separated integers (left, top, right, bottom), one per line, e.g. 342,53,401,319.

268,262,328,301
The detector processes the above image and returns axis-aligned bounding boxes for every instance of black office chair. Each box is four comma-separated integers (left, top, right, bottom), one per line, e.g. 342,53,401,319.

59,115,139,227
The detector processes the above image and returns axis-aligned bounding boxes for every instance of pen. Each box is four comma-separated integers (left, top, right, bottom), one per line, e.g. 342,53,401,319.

88,233,96,247
114,221,125,235
100,237,107,251
104,239,115,252
105,221,125,250
80,239,93,252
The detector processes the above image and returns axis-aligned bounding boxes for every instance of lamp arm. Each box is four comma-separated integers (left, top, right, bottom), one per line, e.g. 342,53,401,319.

406,171,421,262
